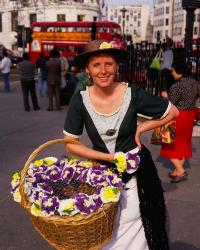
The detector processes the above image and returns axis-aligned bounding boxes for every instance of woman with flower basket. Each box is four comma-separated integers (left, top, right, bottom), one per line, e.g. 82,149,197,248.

63,39,179,249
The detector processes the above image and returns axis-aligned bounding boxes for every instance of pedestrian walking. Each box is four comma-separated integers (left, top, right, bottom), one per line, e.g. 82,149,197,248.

160,37,174,91
36,52,47,97
0,49,12,92
59,50,69,88
46,49,61,111
63,39,179,249
18,52,40,112
160,61,200,183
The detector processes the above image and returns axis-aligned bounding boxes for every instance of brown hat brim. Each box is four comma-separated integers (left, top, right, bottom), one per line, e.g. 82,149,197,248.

73,48,128,68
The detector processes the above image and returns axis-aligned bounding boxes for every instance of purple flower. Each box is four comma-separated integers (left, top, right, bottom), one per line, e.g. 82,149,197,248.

46,166,62,181
40,195,59,215
126,153,140,174
92,193,103,208
37,182,53,195
106,174,124,188
72,193,97,214
73,166,88,183
61,165,76,183
88,172,107,187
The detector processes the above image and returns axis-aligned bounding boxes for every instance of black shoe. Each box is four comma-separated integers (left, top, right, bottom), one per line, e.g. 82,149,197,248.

47,108,53,111
34,107,41,111
56,108,62,111
25,108,30,112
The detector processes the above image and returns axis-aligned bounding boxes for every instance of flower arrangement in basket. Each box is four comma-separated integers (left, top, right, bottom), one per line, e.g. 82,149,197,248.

11,138,140,250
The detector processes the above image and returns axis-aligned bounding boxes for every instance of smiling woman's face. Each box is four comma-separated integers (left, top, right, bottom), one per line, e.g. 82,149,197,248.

85,54,119,88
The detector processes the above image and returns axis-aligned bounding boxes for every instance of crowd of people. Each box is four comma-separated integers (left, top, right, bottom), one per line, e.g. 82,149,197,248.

0,48,88,112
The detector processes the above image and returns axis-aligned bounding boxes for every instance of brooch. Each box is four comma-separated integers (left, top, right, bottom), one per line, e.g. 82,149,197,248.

105,129,116,136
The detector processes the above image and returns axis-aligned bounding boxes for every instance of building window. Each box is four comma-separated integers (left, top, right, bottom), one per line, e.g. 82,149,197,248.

0,13,2,32
165,18,169,26
166,6,169,14
138,21,140,27
30,13,37,25
77,15,85,21
11,11,18,32
57,14,65,21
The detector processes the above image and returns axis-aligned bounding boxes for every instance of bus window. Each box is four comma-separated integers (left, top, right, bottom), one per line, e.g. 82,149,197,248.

33,26,41,32
47,27,54,32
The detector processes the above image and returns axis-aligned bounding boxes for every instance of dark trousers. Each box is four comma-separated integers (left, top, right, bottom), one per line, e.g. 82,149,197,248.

47,84,60,110
21,79,40,111
2,73,10,92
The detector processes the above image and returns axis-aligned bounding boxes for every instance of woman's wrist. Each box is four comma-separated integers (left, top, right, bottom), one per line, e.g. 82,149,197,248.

104,153,115,162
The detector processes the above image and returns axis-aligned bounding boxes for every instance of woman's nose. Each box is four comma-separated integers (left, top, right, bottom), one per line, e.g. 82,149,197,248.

100,65,106,74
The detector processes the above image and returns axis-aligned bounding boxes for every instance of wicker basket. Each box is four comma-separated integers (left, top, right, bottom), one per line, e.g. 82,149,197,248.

19,138,117,250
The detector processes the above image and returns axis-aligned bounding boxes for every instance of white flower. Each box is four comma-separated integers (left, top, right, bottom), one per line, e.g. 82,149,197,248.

13,188,22,203
58,199,78,216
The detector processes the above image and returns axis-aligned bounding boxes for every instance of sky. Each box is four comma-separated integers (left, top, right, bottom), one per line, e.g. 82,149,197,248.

105,0,153,5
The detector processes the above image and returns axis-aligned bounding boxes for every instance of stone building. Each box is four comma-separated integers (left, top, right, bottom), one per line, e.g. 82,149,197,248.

106,4,151,43
153,0,200,44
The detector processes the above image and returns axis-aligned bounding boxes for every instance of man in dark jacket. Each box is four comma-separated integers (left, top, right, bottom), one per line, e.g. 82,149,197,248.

46,49,61,111
18,52,40,112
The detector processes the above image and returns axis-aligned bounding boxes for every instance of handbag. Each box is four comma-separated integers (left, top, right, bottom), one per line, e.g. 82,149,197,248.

150,51,162,71
150,127,162,145
150,121,176,145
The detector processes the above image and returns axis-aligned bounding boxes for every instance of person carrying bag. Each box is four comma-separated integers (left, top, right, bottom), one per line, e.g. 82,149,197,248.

150,50,162,71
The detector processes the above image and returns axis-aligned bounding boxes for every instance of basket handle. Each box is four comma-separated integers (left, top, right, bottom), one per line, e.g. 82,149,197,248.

19,138,78,208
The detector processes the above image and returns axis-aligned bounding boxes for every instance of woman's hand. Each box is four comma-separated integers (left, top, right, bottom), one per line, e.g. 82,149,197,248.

134,104,179,149
135,127,142,150
161,91,168,99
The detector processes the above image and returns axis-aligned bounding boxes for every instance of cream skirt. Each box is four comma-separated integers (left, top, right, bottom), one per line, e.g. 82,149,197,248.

102,176,149,250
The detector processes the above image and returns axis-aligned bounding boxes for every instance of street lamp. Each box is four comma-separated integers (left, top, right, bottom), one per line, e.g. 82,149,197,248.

120,5,127,44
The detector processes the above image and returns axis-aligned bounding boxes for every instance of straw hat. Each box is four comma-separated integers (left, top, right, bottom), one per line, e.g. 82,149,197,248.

73,39,128,68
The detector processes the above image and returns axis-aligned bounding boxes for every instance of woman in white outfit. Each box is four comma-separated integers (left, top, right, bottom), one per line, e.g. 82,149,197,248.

63,39,179,249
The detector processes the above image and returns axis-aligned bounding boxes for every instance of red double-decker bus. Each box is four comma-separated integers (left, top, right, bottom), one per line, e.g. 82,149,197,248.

29,21,122,63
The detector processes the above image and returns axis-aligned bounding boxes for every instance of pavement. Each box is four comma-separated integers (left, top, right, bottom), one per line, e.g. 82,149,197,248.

0,77,200,250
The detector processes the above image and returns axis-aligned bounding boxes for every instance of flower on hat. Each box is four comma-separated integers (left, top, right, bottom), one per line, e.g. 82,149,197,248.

99,41,120,50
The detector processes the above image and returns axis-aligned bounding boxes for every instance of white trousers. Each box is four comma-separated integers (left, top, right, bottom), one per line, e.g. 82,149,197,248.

102,177,149,250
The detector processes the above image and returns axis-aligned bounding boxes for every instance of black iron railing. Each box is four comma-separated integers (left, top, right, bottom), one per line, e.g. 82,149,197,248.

120,39,200,96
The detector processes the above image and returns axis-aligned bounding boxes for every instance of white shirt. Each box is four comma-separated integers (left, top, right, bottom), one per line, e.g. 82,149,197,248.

0,57,12,73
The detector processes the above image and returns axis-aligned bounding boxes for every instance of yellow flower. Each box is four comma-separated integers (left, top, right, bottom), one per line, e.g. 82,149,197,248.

105,170,113,175
12,172,20,181
68,157,78,165
100,186,120,203
33,159,44,167
31,203,46,217
99,41,120,50
79,161,93,168
99,42,112,49
13,188,22,203
114,152,127,173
